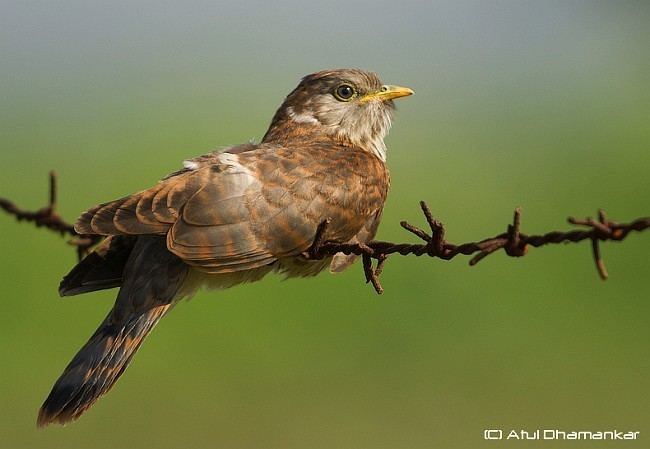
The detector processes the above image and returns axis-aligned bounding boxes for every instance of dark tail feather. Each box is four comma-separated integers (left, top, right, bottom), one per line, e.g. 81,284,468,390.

59,235,136,297
37,304,171,427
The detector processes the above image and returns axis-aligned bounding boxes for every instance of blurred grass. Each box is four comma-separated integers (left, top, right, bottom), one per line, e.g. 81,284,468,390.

1,2,650,448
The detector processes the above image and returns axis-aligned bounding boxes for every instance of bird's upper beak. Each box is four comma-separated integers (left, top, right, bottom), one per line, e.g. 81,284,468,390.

361,84,414,102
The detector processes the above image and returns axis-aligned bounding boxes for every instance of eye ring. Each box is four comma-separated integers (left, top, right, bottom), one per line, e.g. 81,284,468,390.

333,84,356,101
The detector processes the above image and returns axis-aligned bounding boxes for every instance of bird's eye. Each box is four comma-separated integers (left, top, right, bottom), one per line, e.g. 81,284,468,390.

334,84,355,101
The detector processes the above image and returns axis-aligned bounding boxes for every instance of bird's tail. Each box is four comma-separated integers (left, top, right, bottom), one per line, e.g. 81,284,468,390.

37,303,171,427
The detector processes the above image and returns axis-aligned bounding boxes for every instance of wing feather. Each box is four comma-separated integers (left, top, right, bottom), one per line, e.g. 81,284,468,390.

135,184,166,225
151,181,178,223
112,195,166,234
90,197,130,234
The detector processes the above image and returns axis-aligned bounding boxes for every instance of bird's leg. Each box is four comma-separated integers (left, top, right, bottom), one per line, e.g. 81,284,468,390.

303,218,332,260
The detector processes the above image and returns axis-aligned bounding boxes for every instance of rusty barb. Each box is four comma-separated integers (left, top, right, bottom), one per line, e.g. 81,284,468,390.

1,173,649,294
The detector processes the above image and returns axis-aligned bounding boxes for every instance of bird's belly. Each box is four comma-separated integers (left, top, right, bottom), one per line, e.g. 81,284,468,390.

276,255,332,278
177,265,274,299
176,256,332,300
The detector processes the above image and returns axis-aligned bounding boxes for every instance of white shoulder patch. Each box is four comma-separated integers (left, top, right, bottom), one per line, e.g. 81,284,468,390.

217,152,240,165
183,160,200,170
216,151,255,176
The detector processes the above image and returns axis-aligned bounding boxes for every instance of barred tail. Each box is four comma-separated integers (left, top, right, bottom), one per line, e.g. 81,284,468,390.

37,304,171,427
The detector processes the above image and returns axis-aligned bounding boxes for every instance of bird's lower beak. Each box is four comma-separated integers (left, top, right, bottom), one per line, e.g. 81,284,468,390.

361,85,414,102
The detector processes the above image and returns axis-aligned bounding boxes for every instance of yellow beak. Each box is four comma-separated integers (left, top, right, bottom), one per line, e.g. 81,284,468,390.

361,84,414,102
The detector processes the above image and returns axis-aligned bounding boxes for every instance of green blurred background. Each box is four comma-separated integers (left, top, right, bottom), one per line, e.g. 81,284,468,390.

1,1,649,448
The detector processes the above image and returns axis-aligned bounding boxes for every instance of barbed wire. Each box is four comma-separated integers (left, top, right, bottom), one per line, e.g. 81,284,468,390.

0,172,101,260
305,203,650,294
1,172,649,294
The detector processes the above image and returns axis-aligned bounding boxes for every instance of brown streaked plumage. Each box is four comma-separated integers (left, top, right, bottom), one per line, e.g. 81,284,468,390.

38,68,413,426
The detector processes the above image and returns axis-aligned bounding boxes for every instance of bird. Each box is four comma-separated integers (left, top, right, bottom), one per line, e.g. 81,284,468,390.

37,68,413,427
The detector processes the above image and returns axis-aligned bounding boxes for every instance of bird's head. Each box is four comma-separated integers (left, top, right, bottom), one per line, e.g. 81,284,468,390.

262,69,413,161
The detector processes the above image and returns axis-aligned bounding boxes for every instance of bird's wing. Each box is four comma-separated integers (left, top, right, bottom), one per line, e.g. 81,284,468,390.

75,144,388,274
